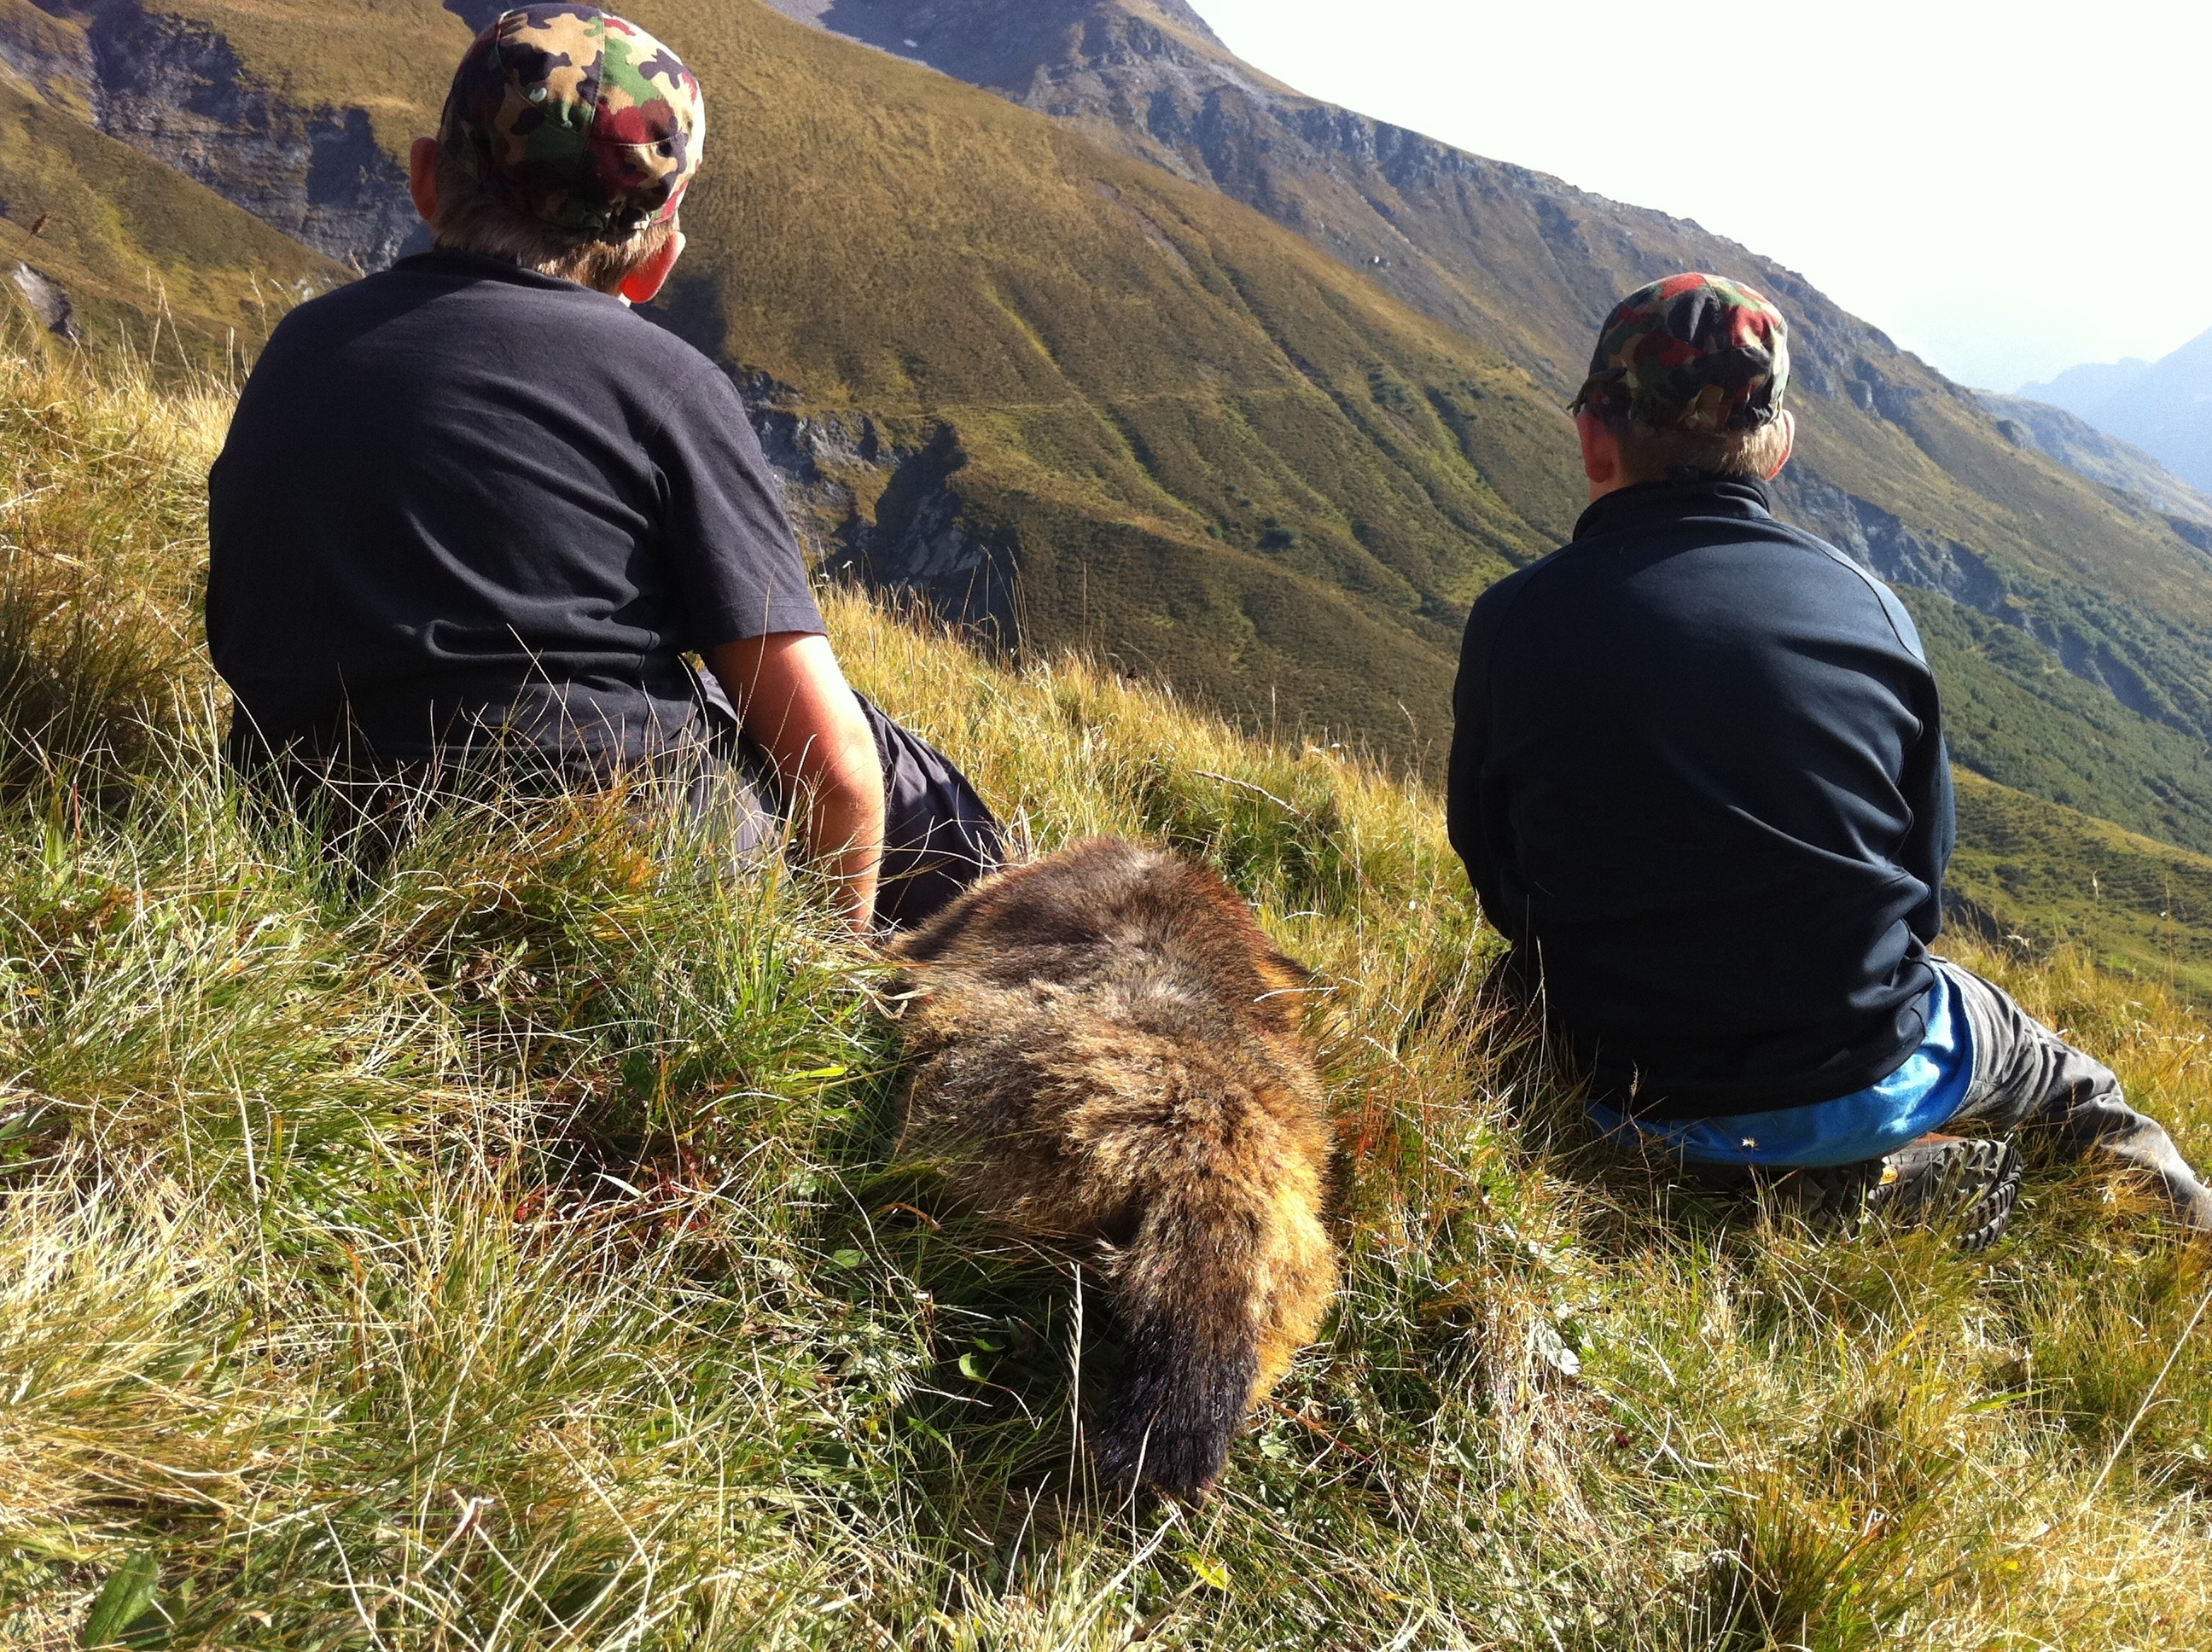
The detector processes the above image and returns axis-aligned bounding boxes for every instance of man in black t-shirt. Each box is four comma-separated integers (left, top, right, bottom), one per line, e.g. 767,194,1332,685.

208,6,996,932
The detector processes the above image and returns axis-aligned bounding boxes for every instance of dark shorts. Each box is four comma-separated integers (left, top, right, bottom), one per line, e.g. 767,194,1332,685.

690,691,1003,933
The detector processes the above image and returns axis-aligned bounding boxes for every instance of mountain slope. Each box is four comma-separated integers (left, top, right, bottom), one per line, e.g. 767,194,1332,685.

12,0,433,267
1975,389,2212,537
2023,328,2212,494
773,3,2212,787
20,0,2212,862
39,0,1599,762
0,0,343,358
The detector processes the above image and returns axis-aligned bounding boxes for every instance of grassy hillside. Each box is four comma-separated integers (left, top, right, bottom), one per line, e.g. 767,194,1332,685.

1947,770,2212,1001
573,0,1586,738
785,1,2212,812
7,322,2212,1652
798,0,2212,625
0,24,343,364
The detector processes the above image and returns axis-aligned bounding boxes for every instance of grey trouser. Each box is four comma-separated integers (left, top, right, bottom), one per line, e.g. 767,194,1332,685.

1938,959,2212,1234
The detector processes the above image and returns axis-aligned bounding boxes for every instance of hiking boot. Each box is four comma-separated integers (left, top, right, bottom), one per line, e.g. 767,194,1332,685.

1869,1134,2023,1250
1766,1134,2024,1252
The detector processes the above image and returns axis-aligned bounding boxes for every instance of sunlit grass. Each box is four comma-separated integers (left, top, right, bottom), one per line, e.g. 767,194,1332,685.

1,349,2208,1649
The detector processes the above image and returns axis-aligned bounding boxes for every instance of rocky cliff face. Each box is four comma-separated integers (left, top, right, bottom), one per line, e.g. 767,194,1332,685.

12,1,420,270
632,272,1019,647
745,383,1018,643
1787,474,2168,724
9,259,78,337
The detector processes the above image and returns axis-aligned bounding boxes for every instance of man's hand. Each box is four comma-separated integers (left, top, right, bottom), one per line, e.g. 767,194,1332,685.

707,632,885,934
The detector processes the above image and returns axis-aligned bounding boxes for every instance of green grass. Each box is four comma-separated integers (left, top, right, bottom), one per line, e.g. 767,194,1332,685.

4,329,2212,1651
1947,769,2212,1000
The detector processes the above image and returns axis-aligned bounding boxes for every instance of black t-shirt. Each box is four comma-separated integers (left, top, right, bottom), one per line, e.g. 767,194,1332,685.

207,249,824,766
1447,478,1954,1120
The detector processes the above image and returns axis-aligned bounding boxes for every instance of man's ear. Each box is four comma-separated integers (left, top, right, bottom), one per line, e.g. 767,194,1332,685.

618,227,686,306
1576,409,1626,500
1766,410,1796,480
409,137,440,227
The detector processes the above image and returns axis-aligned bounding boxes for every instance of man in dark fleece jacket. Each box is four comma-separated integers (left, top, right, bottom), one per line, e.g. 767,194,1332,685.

1448,273,2212,1242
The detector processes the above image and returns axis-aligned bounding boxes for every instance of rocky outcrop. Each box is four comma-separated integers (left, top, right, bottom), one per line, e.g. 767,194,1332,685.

1784,479,2010,615
835,425,1019,643
734,371,1020,645
0,0,96,119
25,1,421,270
2168,515,2212,555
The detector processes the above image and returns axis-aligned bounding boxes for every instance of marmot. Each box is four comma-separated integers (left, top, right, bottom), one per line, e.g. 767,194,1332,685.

890,837,1339,1500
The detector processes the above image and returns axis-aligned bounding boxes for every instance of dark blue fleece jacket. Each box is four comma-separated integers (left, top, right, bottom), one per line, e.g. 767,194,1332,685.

1447,477,1954,1120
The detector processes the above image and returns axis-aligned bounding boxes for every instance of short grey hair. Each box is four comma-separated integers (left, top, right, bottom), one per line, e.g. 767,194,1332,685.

1607,414,1792,485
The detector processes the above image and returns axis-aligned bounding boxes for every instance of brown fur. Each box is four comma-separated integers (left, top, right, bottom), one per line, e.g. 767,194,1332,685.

891,837,1339,1500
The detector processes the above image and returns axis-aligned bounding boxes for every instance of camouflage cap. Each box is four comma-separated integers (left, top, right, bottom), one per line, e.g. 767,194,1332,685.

1569,274,1790,434
439,6,705,236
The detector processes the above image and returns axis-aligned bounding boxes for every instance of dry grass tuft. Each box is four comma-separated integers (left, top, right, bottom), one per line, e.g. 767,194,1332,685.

0,348,2208,1649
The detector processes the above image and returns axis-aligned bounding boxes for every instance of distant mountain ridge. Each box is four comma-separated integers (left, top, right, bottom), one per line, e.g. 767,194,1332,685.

1975,389,2212,541
2023,328,2212,494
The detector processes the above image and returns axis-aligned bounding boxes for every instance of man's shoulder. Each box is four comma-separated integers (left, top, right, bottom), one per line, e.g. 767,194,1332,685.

1563,493,1897,606
1470,548,1568,618
1476,493,1926,664
1729,513,1929,656
268,255,720,373
1465,533,1610,635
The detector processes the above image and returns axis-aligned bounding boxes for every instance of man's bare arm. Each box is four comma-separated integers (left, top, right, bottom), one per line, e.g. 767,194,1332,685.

707,631,885,933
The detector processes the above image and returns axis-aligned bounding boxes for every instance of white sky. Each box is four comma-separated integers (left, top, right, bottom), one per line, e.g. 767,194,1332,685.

1190,0,2211,392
